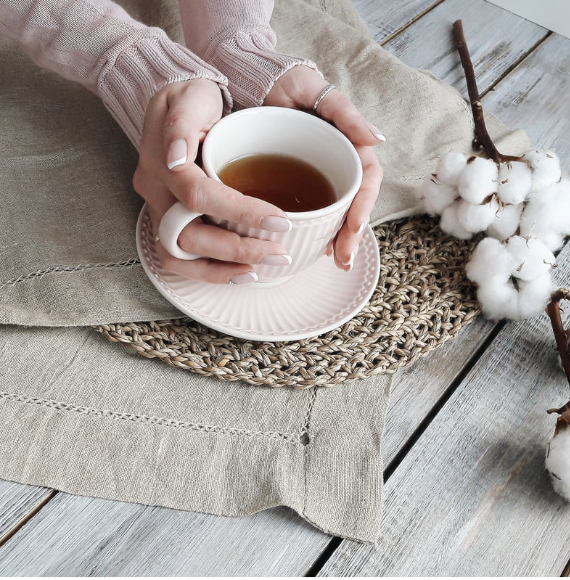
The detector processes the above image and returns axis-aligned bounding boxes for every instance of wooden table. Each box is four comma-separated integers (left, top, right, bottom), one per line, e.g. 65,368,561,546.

2,0,570,575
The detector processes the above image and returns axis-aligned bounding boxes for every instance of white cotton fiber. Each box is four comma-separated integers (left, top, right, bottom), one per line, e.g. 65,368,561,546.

520,180,570,250
516,273,553,320
546,428,570,501
486,203,523,240
506,236,556,281
419,176,458,216
497,161,532,204
476,278,519,320
456,198,499,233
458,156,499,204
523,149,562,191
440,201,473,239
436,151,467,187
466,237,517,285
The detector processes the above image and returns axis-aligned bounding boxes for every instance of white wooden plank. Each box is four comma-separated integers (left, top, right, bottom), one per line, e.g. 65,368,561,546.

352,0,442,42
0,493,330,577
320,238,570,576
0,480,54,544
483,33,570,167
382,0,548,94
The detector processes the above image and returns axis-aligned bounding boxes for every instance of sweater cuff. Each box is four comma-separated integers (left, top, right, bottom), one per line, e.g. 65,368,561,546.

98,29,232,149
210,31,321,109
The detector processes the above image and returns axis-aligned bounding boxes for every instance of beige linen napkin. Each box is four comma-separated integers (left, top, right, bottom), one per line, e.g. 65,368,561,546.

0,0,532,543
0,325,390,543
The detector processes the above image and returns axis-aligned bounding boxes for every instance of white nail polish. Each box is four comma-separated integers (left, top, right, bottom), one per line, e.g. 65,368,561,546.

229,271,259,285
356,219,369,236
167,139,188,170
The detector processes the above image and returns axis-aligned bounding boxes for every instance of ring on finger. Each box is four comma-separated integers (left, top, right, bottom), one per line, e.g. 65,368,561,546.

312,83,336,114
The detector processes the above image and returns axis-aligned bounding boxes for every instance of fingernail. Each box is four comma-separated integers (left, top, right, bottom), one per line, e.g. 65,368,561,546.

229,271,259,285
167,139,188,170
356,218,369,236
260,216,293,233
260,254,292,266
342,245,359,271
364,120,386,142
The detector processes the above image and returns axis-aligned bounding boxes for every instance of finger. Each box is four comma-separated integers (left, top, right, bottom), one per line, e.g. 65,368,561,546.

177,221,291,265
155,243,257,284
333,146,383,269
317,88,386,146
163,84,220,171
168,163,293,233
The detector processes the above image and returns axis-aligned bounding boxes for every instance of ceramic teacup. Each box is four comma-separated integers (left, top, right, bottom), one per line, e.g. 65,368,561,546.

158,106,362,286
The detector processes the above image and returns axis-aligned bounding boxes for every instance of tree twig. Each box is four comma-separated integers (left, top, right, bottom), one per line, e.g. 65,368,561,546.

453,20,520,165
546,289,570,413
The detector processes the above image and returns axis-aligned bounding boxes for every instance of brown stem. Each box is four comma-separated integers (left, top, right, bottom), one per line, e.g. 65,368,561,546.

546,288,570,395
453,20,520,165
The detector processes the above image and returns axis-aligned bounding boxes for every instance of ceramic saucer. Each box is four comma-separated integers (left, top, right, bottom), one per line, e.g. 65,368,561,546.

136,205,380,342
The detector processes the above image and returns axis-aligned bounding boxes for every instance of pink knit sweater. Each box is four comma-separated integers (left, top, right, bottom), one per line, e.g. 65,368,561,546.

0,0,316,148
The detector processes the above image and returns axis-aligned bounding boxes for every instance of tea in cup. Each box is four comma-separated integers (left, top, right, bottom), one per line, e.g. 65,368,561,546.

158,106,362,285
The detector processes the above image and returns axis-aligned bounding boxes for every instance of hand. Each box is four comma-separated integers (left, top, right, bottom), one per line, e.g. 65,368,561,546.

265,66,384,271
133,79,291,284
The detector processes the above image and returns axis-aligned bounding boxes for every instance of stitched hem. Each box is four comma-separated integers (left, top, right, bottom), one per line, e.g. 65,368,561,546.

0,391,302,444
0,259,140,290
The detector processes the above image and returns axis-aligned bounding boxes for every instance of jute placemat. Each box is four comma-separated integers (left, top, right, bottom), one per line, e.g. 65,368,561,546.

94,216,480,388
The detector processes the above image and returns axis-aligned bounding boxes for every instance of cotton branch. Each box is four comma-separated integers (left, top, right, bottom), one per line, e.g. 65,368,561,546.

453,20,520,165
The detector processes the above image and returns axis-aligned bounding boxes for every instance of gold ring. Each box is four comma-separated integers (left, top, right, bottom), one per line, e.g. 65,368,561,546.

154,234,160,243
312,83,336,114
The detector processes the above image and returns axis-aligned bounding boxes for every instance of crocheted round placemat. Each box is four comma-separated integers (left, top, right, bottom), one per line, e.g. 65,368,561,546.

94,216,480,388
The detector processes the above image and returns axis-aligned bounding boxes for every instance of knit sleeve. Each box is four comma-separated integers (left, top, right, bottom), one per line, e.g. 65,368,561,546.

0,0,232,148
178,0,320,109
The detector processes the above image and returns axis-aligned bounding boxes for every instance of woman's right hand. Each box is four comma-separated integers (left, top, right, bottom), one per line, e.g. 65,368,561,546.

133,79,292,284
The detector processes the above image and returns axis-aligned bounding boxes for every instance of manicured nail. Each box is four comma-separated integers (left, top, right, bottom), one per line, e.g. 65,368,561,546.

260,254,292,266
167,139,188,170
342,245,359,272
356,218,369,236
260,216,293,233
229,271,259,285
364,120,386,142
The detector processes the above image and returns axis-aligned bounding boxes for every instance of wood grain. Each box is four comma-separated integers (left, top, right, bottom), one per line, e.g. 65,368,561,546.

352,0,443,42
320,241,570,576
382,0,548,94
483,33,570,167
0,481,55,544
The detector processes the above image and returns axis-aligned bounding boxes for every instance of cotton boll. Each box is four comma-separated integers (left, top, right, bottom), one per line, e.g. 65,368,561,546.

418,176,458,216
458,156,499,204
497,161,532,204
440,201,473,239
456,197,499,233
476,278,519,320
465,237,518,285
516,273,553,320
486,203,523,240
523,149,562,191
546,427,570,501
435,151,467,186
506,236,556,281
520,179,570,249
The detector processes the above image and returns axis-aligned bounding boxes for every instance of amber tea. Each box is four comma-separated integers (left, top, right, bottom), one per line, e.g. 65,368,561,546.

218,153,336,212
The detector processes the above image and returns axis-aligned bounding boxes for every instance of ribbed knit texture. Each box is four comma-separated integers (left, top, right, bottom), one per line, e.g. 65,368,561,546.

179,0,319,108
0,0,232,148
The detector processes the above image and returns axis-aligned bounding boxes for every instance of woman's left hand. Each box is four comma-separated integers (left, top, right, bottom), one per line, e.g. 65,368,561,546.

264,65,384,271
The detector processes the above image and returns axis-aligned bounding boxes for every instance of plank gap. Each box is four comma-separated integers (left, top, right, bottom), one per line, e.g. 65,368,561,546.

304,536,343,577
379,0,447,46
480,31,553,98
0,489,58,548
384,320,506,481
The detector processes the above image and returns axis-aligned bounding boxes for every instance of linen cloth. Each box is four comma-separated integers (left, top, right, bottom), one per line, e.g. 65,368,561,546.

0,0,532,542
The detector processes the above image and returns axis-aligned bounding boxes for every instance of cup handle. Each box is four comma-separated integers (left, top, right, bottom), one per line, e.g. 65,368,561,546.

158,201,203,261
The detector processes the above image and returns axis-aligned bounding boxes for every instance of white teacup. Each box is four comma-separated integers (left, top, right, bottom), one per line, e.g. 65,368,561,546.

158,106,362,286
